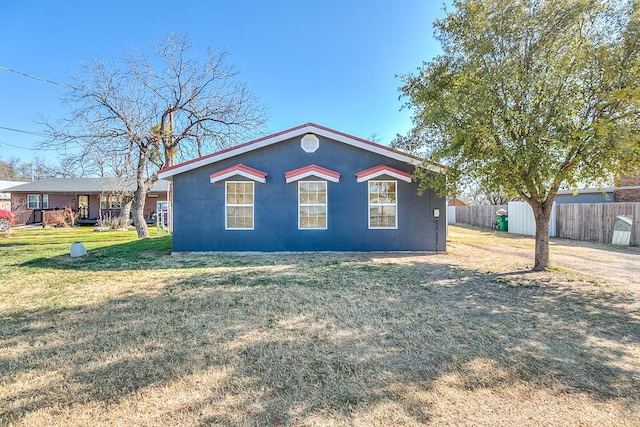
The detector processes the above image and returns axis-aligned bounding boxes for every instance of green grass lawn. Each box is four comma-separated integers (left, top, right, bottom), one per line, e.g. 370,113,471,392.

1,226,639,426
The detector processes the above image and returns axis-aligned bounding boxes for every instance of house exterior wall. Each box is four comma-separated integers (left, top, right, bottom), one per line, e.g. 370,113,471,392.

0,181,27,211
11,192,167,224
11,194,35,224
615,170,640,187
614,188,640,202
171,134,446,252
447,198,467,207
554,192,613,204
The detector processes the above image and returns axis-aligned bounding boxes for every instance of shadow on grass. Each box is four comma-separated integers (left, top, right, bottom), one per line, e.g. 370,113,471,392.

0,242,31,248
453,224,531,239
16,237,445,272
1,259,639,425
17,236,176,271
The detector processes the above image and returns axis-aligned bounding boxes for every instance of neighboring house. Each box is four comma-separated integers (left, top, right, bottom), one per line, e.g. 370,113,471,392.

614,186,640,202
554,171,640,204
158,123,447,252
554,187,615,204
554,186,640,204
7,178,169,225
614,170,640,202
0,180,27,211
448,198,467,207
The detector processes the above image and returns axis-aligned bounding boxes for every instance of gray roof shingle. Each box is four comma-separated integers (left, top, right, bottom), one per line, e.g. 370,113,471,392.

4,178,169,193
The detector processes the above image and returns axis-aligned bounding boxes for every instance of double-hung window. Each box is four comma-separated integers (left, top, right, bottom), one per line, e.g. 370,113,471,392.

27,194,41,209
226,181,254,229
101,195,122,209
299,181,327,229
110,196,122,209
368,180,397,229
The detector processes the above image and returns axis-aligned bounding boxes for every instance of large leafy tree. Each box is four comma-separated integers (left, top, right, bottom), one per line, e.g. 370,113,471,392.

398,0,640,270
46,33,267,238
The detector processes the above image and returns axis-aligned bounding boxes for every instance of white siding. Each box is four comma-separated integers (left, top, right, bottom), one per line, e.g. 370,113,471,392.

447,206,456,224
507,201,557,237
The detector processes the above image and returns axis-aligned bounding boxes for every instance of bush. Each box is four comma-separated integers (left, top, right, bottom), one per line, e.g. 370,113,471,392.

95,214,129,231
0,209,15,235
46,207,79,228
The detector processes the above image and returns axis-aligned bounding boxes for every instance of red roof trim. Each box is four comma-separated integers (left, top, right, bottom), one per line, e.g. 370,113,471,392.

159,123,312,175
158,122,445,178
307,123,426,163
355,165,412,179
285,164,341,180
209,163,267,180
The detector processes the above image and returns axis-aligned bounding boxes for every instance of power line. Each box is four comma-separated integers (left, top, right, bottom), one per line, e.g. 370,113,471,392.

0,65,72,88
0,140,37,150
0,125,48,137
0,140,57,151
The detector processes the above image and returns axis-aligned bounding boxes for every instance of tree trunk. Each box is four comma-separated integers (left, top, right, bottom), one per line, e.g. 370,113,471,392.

132,185,149,238
131,149,152,239
529,200,553,271
119,196,133,228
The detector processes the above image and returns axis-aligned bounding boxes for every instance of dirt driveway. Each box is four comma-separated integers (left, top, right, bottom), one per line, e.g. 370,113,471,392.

444,225,640,286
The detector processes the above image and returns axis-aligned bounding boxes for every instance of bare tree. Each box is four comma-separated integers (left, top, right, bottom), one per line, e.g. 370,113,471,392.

462,178,519,206
0,158,28,181
44,33,267,238
0,157,68,181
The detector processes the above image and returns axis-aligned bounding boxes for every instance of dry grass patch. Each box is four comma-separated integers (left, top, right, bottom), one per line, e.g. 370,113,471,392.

0,226,639,425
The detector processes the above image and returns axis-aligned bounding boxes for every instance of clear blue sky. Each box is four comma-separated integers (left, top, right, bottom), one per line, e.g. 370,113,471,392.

0,1,445,166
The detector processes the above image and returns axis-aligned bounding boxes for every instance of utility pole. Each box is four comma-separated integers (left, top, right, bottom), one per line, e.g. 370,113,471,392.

166,105,175,167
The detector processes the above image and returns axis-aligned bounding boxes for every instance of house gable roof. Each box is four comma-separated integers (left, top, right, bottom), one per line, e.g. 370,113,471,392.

0,180,28,199
158,123,444,179
0,180,28,191
5,178,169,194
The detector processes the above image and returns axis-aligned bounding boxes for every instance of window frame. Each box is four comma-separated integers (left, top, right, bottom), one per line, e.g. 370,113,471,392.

101,194,122,209
42,194,49,209
225,181,254,230
27,194,41,209
109,195,122,209
368,180,398,229
298,180,328,230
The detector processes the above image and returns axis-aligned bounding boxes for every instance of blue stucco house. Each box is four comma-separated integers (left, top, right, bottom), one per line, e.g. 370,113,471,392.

158,123,446,252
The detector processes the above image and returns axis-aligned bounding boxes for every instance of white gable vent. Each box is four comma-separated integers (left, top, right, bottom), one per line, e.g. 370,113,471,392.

301,133,320,153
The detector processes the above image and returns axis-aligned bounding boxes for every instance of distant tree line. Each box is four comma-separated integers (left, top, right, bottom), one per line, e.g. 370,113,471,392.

0,158,61,181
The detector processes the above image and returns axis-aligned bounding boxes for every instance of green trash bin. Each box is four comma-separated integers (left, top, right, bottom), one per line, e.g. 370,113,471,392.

496,215,508,231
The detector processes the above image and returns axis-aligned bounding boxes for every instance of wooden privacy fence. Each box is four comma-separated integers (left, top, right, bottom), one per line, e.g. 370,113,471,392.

452,202,640,245
556,202,640,245
453,205,507,229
